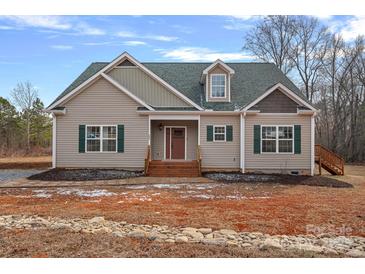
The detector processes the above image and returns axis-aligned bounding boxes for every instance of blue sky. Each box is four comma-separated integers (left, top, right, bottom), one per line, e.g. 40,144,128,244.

0,15,363,106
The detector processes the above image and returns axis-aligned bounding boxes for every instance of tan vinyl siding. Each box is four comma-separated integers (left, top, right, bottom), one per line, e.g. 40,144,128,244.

206,65,230,102
245,114,311,172
151,120,198,160
200,115,240,169
108,67,190,107
251,89,299,113
56,78,148,169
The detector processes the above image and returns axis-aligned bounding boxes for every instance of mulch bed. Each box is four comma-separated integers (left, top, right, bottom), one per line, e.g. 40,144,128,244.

27,168,144,181
204,172,353,188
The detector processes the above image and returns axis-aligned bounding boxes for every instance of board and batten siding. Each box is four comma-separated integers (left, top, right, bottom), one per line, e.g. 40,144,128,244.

244,114,311,173
56,77,148,169
252,89,299,113
108,67,190,107
151,120,198,160
200,115,240,169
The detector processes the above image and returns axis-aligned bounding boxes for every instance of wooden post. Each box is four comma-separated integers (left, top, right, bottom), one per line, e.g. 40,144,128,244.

319,157,322,175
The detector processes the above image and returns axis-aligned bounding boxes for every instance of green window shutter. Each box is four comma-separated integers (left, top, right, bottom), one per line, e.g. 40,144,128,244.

294,125,301,154
79,125,85,153
226,125,233,141
117,125,124,153
253,125,261,154
207,125,213,142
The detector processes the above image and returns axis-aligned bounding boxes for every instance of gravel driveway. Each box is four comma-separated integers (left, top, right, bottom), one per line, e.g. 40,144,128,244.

0,169,46,183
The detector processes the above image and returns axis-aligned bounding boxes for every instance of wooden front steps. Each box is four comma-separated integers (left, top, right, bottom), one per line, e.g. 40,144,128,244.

315,144,345,175
147,160,200,177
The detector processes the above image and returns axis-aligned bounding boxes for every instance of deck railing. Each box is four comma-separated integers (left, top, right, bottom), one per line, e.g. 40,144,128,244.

196,145,202,176
315,144,344,175
144,145,151,175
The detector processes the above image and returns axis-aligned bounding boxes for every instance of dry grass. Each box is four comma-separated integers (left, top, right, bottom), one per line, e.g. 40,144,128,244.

0,156,51,169
0,228,340,258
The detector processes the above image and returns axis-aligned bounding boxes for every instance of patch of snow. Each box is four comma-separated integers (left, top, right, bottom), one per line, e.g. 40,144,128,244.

124,185,148,189
151,184,182,189
32,190,53,198
31,188,116,198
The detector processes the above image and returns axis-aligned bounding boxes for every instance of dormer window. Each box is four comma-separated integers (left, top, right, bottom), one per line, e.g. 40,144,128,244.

211,74,226,98
202,59,234,103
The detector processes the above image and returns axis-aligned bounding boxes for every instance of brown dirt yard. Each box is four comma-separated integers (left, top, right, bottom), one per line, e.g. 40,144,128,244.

0,164,364,257
0,156,51,169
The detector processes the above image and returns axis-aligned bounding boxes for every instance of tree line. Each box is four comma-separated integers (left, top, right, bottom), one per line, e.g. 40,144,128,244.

243,15,365,162
0,82,52,156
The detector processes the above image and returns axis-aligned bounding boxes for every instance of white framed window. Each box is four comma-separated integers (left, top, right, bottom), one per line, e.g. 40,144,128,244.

86,125,117,152
211,74,226,98
278,126,293,153
261,125,294,154
213,125,226,142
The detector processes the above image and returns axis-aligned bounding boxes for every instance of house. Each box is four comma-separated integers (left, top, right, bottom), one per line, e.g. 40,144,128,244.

46,51,318,176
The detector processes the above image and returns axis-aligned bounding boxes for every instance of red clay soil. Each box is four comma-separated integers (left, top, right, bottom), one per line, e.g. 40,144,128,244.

0,174,364,237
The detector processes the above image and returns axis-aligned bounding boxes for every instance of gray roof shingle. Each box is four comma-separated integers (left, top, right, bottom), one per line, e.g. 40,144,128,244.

49,61,306,111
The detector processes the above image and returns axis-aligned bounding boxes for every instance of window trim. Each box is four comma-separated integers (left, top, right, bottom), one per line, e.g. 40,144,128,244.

260,125,294,154
210,74,227,99
213,125,226,142
85,125,118,153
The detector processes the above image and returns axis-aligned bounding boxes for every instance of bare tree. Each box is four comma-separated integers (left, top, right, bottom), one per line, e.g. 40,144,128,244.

11,81,38,152
289,16,329,102
243,16,296,75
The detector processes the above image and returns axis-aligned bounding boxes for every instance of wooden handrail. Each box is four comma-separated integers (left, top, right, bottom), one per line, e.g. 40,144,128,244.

315,144,344,175
196,145,202,176
144,145,151,175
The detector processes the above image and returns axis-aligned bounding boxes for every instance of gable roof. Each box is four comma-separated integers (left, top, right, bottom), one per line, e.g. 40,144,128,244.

48,60,311,111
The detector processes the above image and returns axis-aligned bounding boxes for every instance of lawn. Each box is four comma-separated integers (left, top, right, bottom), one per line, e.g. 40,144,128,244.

0,165,364,257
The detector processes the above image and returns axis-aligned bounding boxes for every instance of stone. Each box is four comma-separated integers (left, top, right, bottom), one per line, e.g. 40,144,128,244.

294,244,324,253
176,236,189,243
226,240,239,246
182,230,204,239
112,231,125,237
197,228,213,234
205,233,214,239
219,229,237,235
227,234,237,240
241,243,253,248
346,249,365,258
165,239,175,243
128,229,146,238
148,232,168,241
323,248,338,256
200,238,227,246
89,217,105,224
260,238,282,250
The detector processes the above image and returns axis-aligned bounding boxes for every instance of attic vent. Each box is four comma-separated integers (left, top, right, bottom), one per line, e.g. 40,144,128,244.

117,59,135,67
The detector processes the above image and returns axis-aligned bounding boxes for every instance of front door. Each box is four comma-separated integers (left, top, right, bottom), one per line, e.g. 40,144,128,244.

165,127,186,160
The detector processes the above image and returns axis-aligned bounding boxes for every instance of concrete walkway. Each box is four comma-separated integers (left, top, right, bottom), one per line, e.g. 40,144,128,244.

0,176,214,188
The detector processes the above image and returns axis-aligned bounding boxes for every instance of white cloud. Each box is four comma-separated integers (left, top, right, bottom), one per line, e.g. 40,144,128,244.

338,16,365,41
1,16,105,36
116,31,178,42
0,25,16,30
2,16,71,30
51,45,73,50
123,40,147,46
82,41,113,46
223,15,258,30
156,47,254,62
116,31,137,38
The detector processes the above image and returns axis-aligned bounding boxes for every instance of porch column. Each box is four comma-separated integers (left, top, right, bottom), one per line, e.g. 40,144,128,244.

240,113,245,173
148,115,151,145
198,115,201,146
